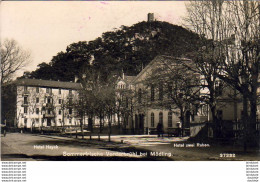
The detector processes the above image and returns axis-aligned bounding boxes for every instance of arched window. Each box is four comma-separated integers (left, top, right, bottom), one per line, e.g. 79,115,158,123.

159,112,163,124
151,85,155,101
151,113,154,127
138,88,142,103
168,112,173,127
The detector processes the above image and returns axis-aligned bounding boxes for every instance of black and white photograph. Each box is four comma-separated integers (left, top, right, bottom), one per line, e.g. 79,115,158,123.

1,0,259,167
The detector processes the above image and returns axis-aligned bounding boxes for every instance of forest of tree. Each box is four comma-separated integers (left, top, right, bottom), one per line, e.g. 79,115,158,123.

27,21,201,82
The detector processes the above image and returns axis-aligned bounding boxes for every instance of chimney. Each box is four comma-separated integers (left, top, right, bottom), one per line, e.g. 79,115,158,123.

122,72,125,80
74,75,79,83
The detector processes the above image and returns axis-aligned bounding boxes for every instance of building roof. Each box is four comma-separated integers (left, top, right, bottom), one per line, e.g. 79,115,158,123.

124,76,136,84
13,78,82,90
132,55,192,84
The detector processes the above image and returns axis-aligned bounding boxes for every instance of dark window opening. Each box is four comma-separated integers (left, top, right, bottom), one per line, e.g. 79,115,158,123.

159,83,163,100
36,108,39,114
24,97,28,104
138,88,142,104
151,85,155,101
125,97,129,108
168,85,172,99
159,112,163,125
151,113,154,127
217,110,223,120
24,107,28,114
168,112,172,127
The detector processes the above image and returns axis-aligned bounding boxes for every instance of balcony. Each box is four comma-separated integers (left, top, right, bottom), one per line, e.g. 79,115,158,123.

22,91,30,96
45,92,53,97
22,102,29,107
43,103,53,108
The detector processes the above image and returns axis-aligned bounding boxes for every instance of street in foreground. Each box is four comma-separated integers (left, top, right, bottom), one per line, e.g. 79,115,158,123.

1,133,259,161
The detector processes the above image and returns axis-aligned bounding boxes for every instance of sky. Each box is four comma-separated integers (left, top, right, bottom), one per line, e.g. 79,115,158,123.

1,1,188,77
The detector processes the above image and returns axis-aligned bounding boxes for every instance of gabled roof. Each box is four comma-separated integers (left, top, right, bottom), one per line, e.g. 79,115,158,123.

13,78,82,90
116,75,136,84
124,76,136,84
132,55,192,84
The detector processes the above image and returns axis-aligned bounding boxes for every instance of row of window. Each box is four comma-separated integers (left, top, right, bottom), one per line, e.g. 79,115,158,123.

23,118,73,125
24,86,72,95
23,107,72,115
117,84,126,89
138,84,173,103
150,112,173,128
23,97,70,105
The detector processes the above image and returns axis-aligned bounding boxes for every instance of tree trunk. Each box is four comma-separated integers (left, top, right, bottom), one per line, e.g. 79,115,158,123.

242,94,249,152
88,117,93,132
210,104,219,139
209,87,219,139
62,109,65,132
117,112,121,134
249,96,257,133
180,109,184,137
99,112,103,133
81,119,84,139
108,113,112,142
248,85,257,147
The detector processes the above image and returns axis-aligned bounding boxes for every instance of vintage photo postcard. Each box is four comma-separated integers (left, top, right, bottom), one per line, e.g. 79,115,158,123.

1,1,259,165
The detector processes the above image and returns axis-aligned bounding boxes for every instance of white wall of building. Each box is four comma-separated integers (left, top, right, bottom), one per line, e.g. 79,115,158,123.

16,85,80,128
146,109,180,130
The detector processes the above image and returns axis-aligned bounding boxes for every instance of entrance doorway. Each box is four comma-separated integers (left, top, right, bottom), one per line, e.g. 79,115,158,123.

134,114,144,134
185,111,191,128
47,118,51,126
139,114,144,131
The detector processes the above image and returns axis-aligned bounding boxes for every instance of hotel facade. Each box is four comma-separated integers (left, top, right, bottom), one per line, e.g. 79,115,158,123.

118,55,260,136
4,78,82,129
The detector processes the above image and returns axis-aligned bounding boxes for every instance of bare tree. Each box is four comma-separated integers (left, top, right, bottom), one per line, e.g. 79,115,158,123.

72,90,87,138
216,1,260,147
184,0,229,138
77,68,118,140
115,88,135,134
184,0,260,146
144,56,201,136
0,39,31,84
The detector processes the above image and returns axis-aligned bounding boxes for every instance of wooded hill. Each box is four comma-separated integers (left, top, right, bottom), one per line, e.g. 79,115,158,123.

28,21,201,82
